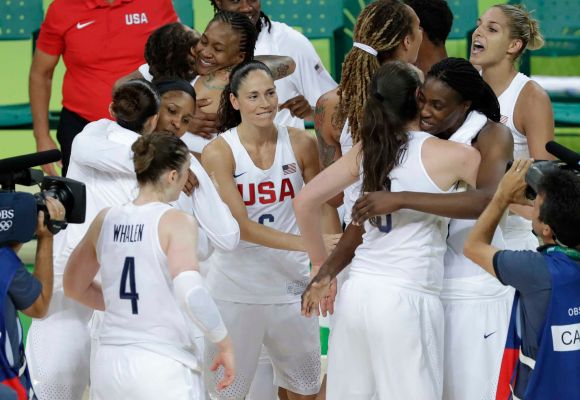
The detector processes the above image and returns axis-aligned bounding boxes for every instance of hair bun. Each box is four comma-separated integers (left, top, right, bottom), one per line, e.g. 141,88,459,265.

131,134,156,174
526,13,544,51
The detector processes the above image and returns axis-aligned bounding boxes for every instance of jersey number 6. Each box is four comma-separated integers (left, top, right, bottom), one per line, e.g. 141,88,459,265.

120,257,139,314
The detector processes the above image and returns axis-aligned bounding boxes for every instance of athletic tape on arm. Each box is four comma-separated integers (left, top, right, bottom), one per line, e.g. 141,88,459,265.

173,270,228,343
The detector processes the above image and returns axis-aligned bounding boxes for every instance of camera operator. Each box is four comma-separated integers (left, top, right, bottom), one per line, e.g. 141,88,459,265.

464,159,580,400
0,197,64,398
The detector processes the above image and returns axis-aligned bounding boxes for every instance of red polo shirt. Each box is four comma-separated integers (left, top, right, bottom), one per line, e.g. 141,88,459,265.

36,0,177,121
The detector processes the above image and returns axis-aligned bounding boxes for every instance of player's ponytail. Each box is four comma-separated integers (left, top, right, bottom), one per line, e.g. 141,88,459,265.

428,57,500,122
494,4,544,58
361,61,421,225
112,80,160,133
217,61,274,132
131,131,189,186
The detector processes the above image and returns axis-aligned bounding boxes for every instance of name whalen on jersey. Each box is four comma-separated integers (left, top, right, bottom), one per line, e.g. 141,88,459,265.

113,224,144,243
237,178,296,206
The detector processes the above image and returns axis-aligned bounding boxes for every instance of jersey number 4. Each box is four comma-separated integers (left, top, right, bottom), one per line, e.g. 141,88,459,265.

120,257,139,314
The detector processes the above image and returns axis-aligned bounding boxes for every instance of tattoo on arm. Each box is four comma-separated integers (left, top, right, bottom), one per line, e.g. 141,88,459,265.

314,102,337,168
275,64,290,80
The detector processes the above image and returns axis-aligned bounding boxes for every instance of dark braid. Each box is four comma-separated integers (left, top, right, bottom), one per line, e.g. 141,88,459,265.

145,23,197,82
208,1,272,34
335,0,414,143
209,11,258,63
428,57,501,122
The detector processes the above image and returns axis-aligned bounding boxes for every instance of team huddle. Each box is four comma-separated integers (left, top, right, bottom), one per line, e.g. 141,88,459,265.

24,0,561,399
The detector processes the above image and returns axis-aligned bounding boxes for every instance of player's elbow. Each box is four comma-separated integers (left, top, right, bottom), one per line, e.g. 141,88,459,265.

22,297,50,319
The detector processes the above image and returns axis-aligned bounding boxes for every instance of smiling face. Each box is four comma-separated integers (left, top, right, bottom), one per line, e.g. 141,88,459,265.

418,77,471,138
156,91,195,138
470,6,522,67
230,69,277,128
195,20,245,75
215,0,261,26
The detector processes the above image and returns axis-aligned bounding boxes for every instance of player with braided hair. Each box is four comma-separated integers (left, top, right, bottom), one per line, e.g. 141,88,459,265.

351,57,515,399
208,0,337,129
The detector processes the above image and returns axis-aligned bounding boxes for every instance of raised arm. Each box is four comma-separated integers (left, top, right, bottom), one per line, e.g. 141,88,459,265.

70,123,135,175
353,123,511,222
30,49,60,176
114,68,146,90
293,142,361,267
202,138,304,252
255,55,296,81
63,208,107,311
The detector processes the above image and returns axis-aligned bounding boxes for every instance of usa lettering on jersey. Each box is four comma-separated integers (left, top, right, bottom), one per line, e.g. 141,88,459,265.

237,178,296,206
125,13,148,25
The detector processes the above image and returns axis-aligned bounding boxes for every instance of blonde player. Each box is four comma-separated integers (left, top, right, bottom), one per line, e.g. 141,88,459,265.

63,132,235,399
473,4,554,250
295,61,481,399
201,61,332,400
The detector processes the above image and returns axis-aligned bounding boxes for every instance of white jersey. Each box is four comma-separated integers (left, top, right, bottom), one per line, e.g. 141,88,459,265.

54,120,139,275
205,125,309,304
339,122,362,226
444,112,507,279
96,202,198,369
256,20,338,128
498,72,536,235
69,120,239,262
498,72,531,161
350,131,451,292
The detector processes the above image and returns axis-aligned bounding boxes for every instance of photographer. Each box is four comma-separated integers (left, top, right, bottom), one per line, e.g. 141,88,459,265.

0,197,64,398
464,159,580,399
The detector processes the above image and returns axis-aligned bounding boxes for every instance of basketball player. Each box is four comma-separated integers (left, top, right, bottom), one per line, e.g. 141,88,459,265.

474,4,554,250
25,80,161,400
201,61,336,400
294,61,481,399
63,132,235,399
351,58,515,399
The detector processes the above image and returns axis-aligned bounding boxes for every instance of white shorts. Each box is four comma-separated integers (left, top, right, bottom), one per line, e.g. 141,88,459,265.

204,300,320,399
441,274,514,400
327,273,444,400
91,344,201,400
25,283,93,400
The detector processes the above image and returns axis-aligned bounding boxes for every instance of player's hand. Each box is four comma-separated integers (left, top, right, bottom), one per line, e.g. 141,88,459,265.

35,135,61,176
211,336,236,391
323,233,342,254
319,277,337,317
496,159,533,206
351,191,401,225
36,197,65,238
182,169,199,196
189,98,219,138
279,95,314,119
301,271,332,317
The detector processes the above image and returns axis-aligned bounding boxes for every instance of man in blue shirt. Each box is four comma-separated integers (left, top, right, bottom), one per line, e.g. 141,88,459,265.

1,197,64,398
464,159,580,399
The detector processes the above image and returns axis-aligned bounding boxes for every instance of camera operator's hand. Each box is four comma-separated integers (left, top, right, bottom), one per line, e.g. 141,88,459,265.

496,159,534,206
36,197,65,238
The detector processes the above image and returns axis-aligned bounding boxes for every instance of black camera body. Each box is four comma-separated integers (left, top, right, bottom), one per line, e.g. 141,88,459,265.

511,141,580,200
0,150,86,244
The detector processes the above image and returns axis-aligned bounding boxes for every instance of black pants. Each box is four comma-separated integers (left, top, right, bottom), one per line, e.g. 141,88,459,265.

56,107,90,176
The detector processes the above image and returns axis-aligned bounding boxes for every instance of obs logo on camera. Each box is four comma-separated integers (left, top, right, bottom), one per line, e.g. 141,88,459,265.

0,208,14,232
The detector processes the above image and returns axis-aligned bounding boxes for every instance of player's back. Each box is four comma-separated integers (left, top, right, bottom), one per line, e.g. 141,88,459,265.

96,202,193,350
351,131,452,292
